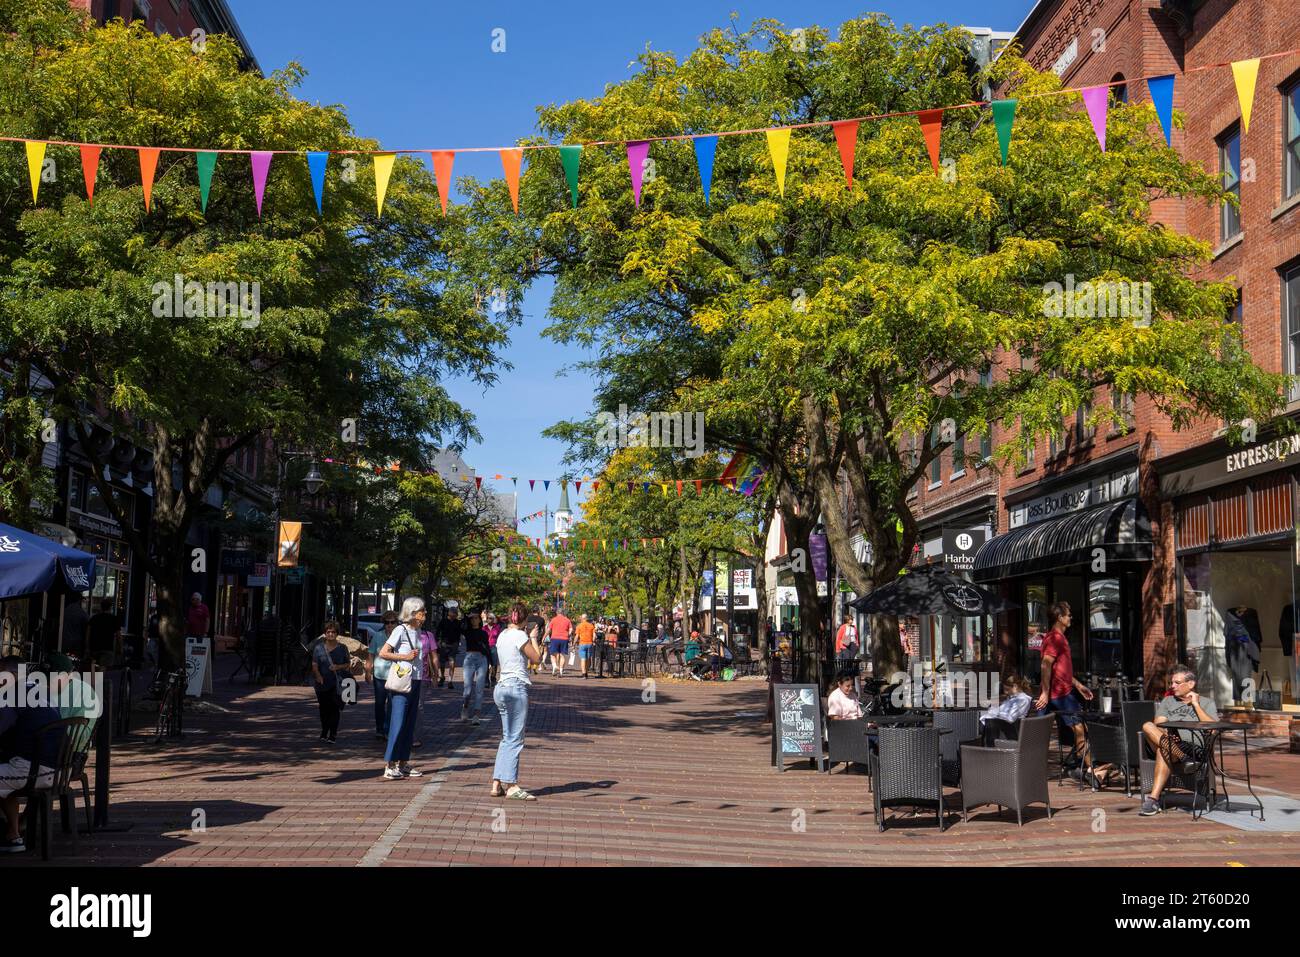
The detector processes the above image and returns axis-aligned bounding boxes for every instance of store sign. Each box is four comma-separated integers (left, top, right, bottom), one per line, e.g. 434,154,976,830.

220,549,256,574
1161,433,1300,497
1008,468,1138,529
942,527,986,572
1225,434,1300,476
732,568,752,590
247,563,270,587
776,586,798,606
70,513,122,539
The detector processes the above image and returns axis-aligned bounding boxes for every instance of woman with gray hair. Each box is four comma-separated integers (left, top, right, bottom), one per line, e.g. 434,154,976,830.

379,597,428,780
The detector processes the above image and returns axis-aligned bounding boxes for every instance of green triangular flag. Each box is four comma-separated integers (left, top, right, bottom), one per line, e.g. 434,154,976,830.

559,145,581,208
991,99,1017,166
196,151,218,211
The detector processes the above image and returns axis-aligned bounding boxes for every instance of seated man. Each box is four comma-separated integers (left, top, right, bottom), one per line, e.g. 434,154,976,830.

978,674,1033,747
1139,663,1218,817
827,671,864,721
0,656,65,853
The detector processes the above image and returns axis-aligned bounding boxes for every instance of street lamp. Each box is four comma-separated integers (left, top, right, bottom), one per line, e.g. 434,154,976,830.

302,461,325,496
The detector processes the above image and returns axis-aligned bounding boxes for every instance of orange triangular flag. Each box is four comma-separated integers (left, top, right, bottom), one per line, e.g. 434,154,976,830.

138,148,161,210
431,150,455,215
80,145,102,203
694,479,703,494
917,110,943,174
675,480,683,496
500,148,523,213
832,121,859,187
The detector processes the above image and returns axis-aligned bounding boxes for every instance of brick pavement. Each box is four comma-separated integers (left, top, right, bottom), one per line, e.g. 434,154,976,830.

5,656,1299,867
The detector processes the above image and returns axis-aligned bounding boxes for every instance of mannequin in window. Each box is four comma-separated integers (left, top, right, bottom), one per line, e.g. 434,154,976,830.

1277,604,1297,658
1223,605,1261,704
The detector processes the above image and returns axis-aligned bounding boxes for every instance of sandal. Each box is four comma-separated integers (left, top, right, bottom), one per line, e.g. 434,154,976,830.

505,786,537,801
490,783,506,797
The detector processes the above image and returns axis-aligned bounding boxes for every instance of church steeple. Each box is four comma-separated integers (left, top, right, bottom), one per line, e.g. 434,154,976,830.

554,480,573,538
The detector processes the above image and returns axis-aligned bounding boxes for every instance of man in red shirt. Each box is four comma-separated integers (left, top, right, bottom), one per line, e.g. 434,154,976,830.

545,611,573,678
186,593,210,639
1033,601,1101,782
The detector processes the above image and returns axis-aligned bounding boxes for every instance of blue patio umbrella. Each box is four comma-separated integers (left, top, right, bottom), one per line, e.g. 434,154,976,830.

0,521,97,600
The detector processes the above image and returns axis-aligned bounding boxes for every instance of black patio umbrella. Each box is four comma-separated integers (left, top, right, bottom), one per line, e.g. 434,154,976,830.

848,564,1018,616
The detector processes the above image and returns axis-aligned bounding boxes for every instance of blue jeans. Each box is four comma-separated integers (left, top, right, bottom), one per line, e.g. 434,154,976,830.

373,676,391,735
462,652,487,715
384,680,421,764
492,681,528,783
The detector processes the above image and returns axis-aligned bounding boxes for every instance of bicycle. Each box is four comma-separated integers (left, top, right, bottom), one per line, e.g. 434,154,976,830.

150,668,186,743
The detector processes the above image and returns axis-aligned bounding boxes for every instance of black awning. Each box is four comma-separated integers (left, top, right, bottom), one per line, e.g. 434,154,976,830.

971,499,1151,583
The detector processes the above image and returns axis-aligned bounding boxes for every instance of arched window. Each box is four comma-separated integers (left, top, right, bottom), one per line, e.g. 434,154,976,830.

1110,73,1128,104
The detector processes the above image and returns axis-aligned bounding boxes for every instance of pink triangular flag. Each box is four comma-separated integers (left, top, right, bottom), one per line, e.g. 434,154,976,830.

1080,86,1109,152
626,141,650,207
250,151,273,216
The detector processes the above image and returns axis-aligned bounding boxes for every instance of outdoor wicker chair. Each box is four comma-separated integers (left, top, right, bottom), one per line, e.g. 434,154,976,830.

12,717,92,860
960,714,1053,826
1119,701,1155,795
1138,726,1213,811
933,707,982,787
870,726,948,832
826,717,872,774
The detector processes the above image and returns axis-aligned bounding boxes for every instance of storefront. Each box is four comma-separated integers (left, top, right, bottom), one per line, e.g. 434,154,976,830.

65,466,148,637
1159,433,1300,711
973,456,1150,684
912,498,995,668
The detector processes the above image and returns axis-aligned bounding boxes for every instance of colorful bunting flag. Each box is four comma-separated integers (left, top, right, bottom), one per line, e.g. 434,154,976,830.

500,148,523,213
373,153,396,217
1146,75,1175,146
575,480,583,494
306,151,328,213
1231,58,1260,134
917,109,943,174
431,150,455,215
196,151,218,212
138,147,160,211
694,135,717,204
1080,86,1109,152
765,128,791,196
991,99,1017,165
250,151,272,217
559,145,581,208
627,141,650,207
80,145,101,203
529,479,535,491
25,141,44,203
832,121,859,187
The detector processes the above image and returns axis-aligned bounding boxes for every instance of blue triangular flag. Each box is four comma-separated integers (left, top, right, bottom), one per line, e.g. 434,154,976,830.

1148,74,1175,146
306,151,328,213
642,482,650,494
543,480,550,491
693,136,717,205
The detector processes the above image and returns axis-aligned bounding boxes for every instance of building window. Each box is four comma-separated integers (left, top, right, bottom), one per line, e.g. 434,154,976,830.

951,431,966,476
978,366,992,461
1286,80,1300,201
929,425,942,485
1075,400,1095,444
1110,73,1127,105
1285,263,1300,401
1112,389,1136,434
1219,127,1242,241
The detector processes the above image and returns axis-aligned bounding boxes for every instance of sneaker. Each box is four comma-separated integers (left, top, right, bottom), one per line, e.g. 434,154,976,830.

327,734,337,742
383,766,404,780
399,764,424,778
1138,796,1161,817
460,710,469,722
320,732,329,740
471,717,481,726
1,836,25,853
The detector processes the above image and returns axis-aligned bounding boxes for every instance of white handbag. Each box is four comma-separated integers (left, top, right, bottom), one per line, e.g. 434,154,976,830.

568,649,576,666
384,626,415,694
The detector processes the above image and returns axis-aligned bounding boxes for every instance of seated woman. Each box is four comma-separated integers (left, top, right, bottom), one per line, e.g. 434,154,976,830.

827,671,864,721
684,630,702,663
978,674,1033,746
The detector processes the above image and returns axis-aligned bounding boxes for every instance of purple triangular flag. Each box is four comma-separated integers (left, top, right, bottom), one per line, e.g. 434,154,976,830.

1080,87,1109,152
250,151,273,216
627,141,650,207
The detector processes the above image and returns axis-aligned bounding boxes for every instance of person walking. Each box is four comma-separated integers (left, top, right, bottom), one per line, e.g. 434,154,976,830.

575,613,596,678
461,610,491,724
367,611,398,739
311,620,351,742
380,598,428,780
436,606,463,690
490,605,543,801
546,608,573,678
485,612,502,687
524,608,547,675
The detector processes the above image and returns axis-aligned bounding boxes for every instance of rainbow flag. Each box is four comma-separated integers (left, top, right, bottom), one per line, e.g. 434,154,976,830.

720,451,766,496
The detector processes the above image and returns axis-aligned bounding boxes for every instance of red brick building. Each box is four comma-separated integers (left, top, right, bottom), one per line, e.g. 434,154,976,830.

904,0,1300,711
69,0,258,71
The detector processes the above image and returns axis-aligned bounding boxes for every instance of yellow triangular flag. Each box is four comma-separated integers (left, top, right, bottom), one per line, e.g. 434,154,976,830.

373,153,396,217
765,128,791,196
25,141,45,204
1231,58,1260,134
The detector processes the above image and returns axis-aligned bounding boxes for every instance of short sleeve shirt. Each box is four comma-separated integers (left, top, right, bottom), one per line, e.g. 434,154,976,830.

385,624,425,682
549,615,572,639
313,641,349,689
576,621,596,645
1156,694,1219,744
496,627,533,687
1040,628,1074,700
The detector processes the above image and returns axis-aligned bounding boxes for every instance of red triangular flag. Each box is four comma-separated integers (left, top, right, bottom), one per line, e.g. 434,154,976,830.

431,151,455,215
138,148,161,210
80,145,102,203
475,476,482,489
575,481,582,494
592,480,599,492
832,121,859,187
917,110,943,174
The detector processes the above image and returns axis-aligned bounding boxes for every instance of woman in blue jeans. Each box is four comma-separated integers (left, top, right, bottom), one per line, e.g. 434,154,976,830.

379,597,428,780
490,605,543,800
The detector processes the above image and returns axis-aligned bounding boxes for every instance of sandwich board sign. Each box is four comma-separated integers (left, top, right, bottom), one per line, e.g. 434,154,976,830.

772,683,826,772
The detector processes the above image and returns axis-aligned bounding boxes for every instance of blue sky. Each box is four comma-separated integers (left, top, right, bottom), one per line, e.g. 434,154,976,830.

227,0,1032,529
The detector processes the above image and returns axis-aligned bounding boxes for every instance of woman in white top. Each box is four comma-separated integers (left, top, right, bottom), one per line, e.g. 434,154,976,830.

490,604,543,800
379,597,428,780
979,674,1033,747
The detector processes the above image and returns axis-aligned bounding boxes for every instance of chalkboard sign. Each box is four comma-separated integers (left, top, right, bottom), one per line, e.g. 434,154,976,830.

772,683,826,772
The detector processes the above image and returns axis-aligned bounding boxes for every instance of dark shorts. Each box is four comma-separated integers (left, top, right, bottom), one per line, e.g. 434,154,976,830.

436,649,456,664
549,639,569,656
1042,694,1083,728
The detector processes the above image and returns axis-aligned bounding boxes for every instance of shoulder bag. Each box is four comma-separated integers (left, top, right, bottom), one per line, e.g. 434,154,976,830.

384,625,415,694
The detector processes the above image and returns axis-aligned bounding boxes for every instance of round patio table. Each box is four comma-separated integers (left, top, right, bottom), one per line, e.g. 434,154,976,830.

1159,720,1265,821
